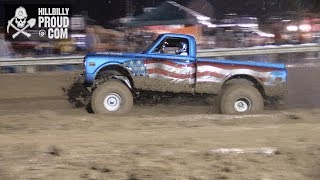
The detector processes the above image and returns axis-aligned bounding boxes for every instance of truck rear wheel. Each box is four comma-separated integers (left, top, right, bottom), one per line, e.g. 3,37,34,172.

220,84,264,114
91,80,133,114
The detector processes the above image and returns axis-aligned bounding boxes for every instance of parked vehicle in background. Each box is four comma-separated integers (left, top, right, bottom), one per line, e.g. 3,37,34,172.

232,27,275,46
206,27,274,48
266,12,320,44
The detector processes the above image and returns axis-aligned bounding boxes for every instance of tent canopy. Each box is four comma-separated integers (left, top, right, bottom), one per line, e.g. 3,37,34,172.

124,1,211,27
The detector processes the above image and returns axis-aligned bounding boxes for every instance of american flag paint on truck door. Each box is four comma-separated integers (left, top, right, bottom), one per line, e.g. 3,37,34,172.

145,59,194,83
123,59,146,76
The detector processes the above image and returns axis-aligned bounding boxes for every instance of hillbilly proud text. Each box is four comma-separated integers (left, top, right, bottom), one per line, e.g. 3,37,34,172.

38,8,69,39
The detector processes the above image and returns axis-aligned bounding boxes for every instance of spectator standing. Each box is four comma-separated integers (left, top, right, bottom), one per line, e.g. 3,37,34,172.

0,28,12,57
85,27,100,52
0,28,16,73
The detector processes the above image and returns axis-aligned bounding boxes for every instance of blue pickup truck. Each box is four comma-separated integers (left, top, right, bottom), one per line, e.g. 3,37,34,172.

83,33,287,114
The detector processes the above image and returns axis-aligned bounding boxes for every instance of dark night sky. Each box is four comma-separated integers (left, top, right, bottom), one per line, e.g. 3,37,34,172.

1,0,319,27
73,0,320,26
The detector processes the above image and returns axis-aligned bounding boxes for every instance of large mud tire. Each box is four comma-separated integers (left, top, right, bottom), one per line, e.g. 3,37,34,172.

220,84,264,114
91,80,133,115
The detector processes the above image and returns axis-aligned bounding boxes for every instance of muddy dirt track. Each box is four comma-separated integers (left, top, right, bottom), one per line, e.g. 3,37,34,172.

0,65,320,180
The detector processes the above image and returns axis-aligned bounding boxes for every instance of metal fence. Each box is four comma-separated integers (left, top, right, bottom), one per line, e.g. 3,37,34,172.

197,43,320,57
0,44,319,72
0,55,84,66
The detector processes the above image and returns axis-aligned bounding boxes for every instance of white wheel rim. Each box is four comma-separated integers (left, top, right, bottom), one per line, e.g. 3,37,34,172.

103,93,122,112
234,98,251,112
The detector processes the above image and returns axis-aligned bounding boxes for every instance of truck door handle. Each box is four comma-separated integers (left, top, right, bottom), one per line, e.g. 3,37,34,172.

184,60,190,63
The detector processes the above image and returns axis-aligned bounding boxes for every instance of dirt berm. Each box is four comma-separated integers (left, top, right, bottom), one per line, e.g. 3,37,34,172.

0,71,80,99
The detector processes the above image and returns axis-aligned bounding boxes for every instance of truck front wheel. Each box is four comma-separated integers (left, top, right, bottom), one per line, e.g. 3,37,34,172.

220,84,264,114
91,80,133,114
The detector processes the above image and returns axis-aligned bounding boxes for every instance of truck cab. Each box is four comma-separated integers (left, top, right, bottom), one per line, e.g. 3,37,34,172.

144,33,197,58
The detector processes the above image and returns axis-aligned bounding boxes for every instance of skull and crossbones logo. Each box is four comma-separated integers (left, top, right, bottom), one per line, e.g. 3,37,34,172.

7,6,36,39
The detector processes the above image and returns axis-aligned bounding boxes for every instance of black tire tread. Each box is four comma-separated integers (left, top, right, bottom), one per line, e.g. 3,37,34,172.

220,84,264,114
91,80,133,114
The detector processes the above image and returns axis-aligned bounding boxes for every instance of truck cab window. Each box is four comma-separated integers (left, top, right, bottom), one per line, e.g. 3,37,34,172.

152,37,189,56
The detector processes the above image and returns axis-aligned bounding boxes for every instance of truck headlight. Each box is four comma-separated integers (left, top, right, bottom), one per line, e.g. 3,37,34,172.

299,24,311,32
286,25,298,32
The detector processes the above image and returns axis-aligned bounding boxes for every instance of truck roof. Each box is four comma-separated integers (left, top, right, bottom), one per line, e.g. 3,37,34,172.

158,33,195,39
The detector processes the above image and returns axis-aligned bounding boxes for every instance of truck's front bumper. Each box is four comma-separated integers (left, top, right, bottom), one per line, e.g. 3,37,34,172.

79,73,96,87
78,73,85,83
78,73,95,93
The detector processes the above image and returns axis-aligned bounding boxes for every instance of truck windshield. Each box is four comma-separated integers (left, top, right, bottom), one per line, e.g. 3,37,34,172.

142,35,163,53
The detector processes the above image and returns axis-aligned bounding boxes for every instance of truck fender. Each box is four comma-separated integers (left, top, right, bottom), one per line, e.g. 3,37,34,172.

113,75,133,90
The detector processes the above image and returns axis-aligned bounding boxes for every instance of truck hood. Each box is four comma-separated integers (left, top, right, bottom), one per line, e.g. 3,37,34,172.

86,52,143,59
